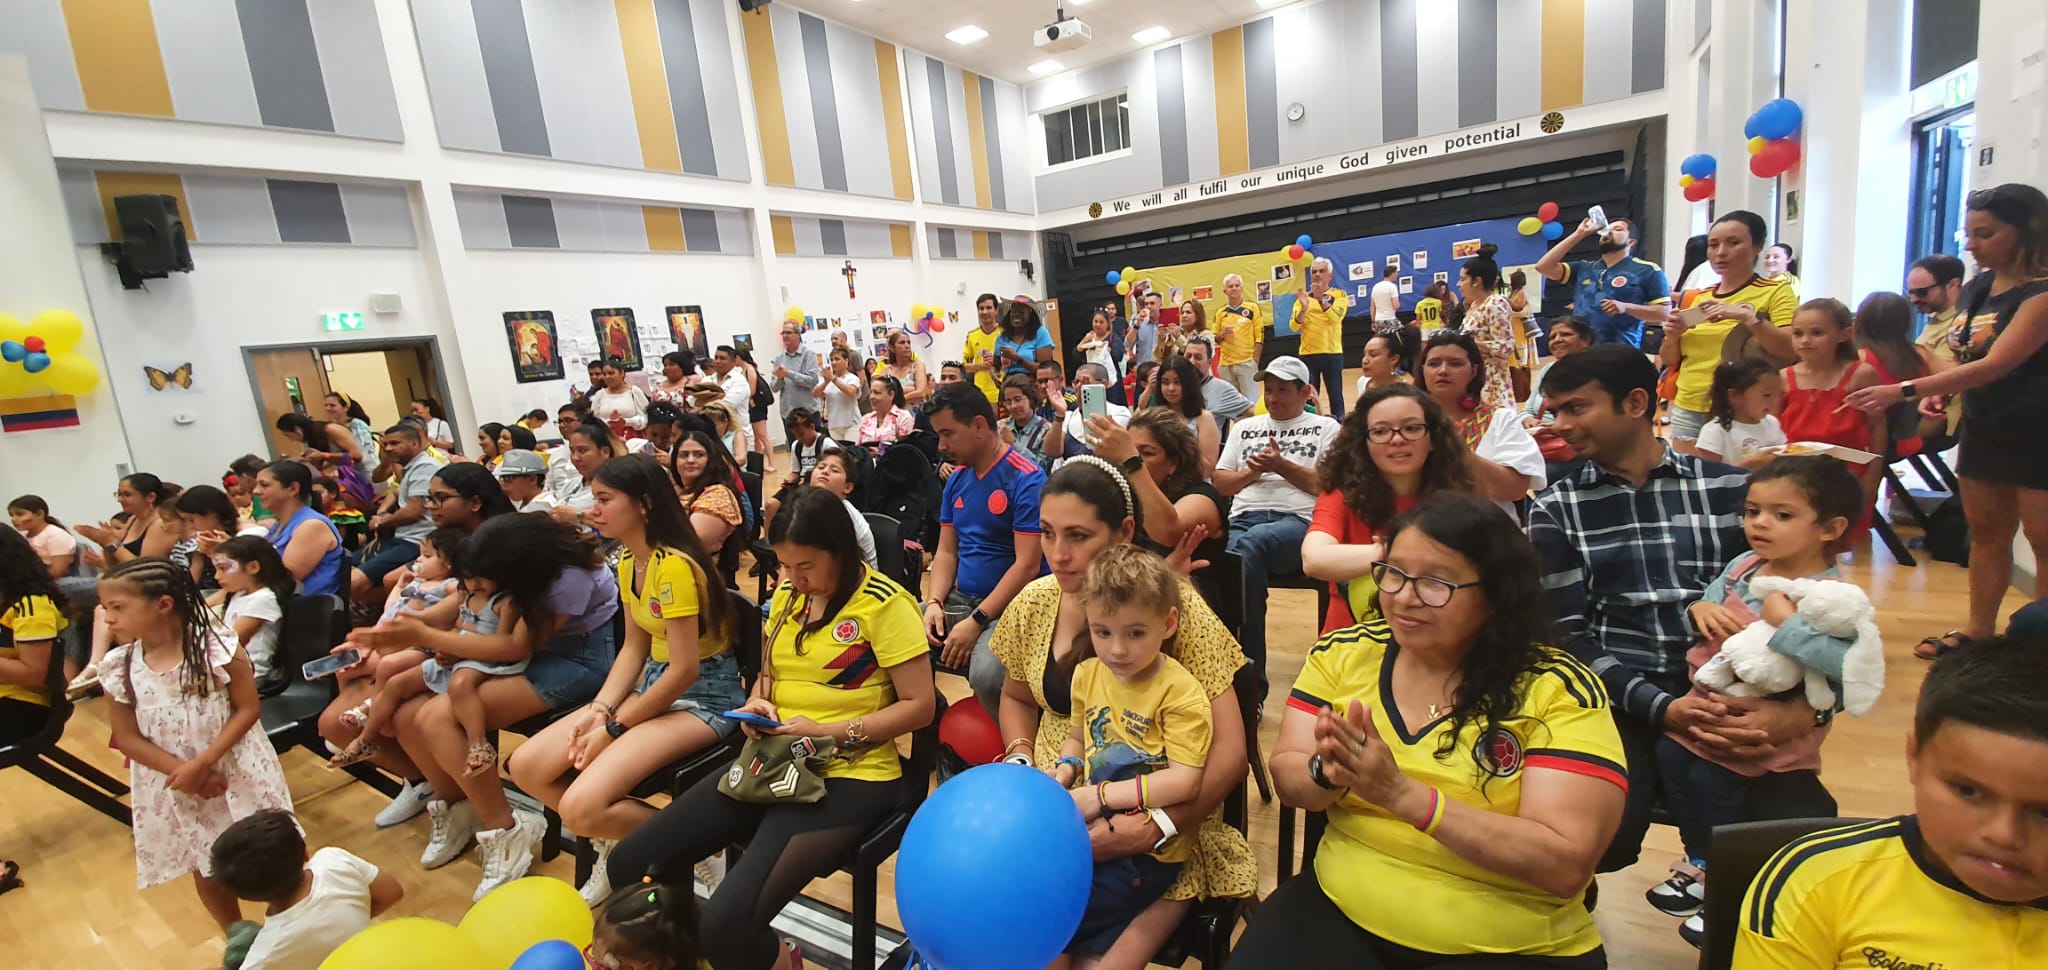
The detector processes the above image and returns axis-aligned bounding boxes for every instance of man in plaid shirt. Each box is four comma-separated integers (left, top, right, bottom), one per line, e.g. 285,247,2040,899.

1527,345,1834,873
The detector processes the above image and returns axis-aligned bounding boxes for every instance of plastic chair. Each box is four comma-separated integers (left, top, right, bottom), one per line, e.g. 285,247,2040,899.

1697,817,1870,970
863,512,922,598
1190,551,1270,804
258,595,400,796
0,634,132,826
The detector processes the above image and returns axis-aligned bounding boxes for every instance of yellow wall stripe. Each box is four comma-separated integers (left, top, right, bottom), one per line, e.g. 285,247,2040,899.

93,171,195,241
62,0,174,117
770,215,796,255
1212,27,1249,177
889,224,913,258
615,0,683,172
1540,0,1587,112
971,231,991,260
642,206,686,252
874,41,914,201
741,10,795,186
961,71,993,210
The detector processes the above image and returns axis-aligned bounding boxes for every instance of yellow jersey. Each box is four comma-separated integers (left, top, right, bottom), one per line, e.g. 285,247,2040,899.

1293,288,1352,357
0,594,64,706
1285,621,1625,956
617,546,727,664
1071,655,1212,863
1215,304,1262,366
764,568,928,782
1674,275,1802,413
963,326,1003,404
1735,816,2048,969
1415,297,1444,332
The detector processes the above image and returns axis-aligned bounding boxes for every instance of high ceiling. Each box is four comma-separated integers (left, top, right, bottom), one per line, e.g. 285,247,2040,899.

780,0,1289,86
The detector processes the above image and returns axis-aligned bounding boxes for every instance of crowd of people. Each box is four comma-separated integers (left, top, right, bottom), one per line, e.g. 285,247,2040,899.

4,182,2048,970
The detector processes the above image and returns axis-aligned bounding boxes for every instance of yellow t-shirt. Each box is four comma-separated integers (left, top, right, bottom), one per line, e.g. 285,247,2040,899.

0,594,66,706
764,568,928,782
1735,816,2048,969
1414,297,1444,332
1673,275,1802,413
617,546,726,664
963,326,1003,404
1285,621,1625,956
1071,655,1212,863
1215,304,1262,366
1293,289,1352,356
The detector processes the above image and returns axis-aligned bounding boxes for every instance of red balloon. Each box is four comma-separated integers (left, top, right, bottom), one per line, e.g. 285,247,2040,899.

929,319,946,334
1286,244,1306,260
1536,201,1560,222
1749,154,1777,179
1758,138,1801,177
1683,177,1716,202
938,698,1003,765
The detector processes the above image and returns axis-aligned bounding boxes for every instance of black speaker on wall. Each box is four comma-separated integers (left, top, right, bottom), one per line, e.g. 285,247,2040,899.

737,0,770,12
113,193,194,277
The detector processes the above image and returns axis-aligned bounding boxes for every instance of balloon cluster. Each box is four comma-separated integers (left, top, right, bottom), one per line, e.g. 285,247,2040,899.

1744,98,1803,179
1106,266,1139,296
906,303,947,341
1517,202,1565,241
1281,233,1314,262
1677,154,1719,202
317,877,593,970
784,305,805,325
0,311,101,398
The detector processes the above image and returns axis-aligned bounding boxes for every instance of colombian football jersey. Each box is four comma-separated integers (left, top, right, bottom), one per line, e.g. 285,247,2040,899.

940,445,1045,600
0,594,64,707
1673,275,1802,413
617,546,725,664
1072,656,1212,863
1735,815,2048,969
1216,304,1261,366
1285,620,1625,956
964,326,1003,404
764,568,928,782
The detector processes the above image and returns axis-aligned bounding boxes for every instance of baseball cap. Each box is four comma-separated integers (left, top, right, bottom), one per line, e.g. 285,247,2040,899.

1254,356,1312,385
493,449,547,479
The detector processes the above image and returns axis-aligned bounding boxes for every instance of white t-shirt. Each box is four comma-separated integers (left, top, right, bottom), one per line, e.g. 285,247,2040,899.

241,848,381,970
1370,279,1401,323
718,367,751,414
422,417,454,449
1218,410,1340,518
546,448,593,510
1471,407,1548,515
843,499,879,566
821,371,862,433
22,525,77,564
224,587,283,682
1063,401,1134,452
1695,414,1786,465
514,492,562,514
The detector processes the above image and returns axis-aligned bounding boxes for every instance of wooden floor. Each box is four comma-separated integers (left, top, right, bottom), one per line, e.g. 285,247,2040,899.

6,520,2032,968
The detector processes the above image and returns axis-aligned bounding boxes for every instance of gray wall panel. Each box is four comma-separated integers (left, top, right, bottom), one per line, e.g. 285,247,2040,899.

183,174,280,244
1631,0,1666,94
549,197,610,252
0,0,85,110
1455,0,1498,129
523,0,604,167
936,227,957,259
797,12,847,191
943,63,976,208
768,2,823,189
1153,45,1189,189
654,0,720,177
598,201,650,252
501,195,559,248
1413,0,1457,136
825,21,890,197
680,208,723,252
268,179,351,243
452,190,513,249
307,0,401,140
841,220,894,258
690,0,750,182
337,183,416,247
993,82,1035,212
57,168,107,243
1581,0,1632,104
924,57,960,205
469,0,551,156
1377,0,1419,141
978,74,1006,210
410,0,500,151
818,218,847,256
905,53,944,202
571,2,647,170
152,0,260,126
236,0,335,132
1242,18,1279,169
1496,0,1542,119
713,210,751,254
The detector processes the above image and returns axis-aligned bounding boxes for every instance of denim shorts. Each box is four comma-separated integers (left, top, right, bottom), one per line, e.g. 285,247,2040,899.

354,537,421,585
636,650,747,739
1068,854,1184,956
1668,405,1710,442
421,654,531,694
523,622,617,709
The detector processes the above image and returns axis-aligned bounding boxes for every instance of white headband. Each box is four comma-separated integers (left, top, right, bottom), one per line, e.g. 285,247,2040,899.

1055,454,1134,522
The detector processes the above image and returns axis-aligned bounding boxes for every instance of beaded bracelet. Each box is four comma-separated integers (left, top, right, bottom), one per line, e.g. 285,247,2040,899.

1414,787,1446,835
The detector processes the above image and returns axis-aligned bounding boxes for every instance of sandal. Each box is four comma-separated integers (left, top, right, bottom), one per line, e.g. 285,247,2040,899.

0,860,22,895
463,740,499,779
337,698,373,731
329,737,382,768
1915,631,1974,661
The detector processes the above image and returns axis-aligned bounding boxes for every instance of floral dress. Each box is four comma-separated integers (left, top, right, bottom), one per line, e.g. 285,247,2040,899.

990,575,1256,902
1461,294,1519,412
101,633,293,888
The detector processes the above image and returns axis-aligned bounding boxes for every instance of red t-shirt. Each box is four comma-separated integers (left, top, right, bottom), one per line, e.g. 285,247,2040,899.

1308,491,1418,633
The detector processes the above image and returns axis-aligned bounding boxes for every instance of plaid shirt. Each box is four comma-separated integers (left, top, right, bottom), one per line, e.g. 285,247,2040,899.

1528,448,1750,726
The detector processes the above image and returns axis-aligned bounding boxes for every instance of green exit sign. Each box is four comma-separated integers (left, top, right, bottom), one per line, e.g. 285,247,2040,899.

323,312,364,332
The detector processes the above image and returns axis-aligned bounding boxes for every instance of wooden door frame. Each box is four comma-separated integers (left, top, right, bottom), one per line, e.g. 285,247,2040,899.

240,336,457,454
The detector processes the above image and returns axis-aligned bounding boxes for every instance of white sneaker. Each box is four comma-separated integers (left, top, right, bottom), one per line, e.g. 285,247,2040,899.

419,799,478,869
694,850,727,892
473,811,546,902
579,838,617,907
376,779,433,829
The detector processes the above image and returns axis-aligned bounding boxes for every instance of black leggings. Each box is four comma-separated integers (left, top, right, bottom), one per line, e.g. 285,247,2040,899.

0,698,45,743
606,771,905,970
1224,874,1606,970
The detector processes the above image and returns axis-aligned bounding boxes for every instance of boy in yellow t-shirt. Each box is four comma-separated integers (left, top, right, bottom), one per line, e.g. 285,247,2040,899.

1051,544,1212,962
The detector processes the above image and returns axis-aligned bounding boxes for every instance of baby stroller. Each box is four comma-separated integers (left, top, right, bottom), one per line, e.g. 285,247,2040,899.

864,439,942,560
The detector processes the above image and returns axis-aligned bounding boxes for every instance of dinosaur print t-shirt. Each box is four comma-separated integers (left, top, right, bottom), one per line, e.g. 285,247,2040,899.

1071,654,1212,862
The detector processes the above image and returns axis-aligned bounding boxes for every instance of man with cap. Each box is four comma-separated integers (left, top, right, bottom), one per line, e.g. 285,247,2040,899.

1534,216,1671,348
1213,355,1341,682
493,449,559,514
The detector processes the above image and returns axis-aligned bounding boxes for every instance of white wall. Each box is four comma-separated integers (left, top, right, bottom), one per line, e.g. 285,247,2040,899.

0,58,133,526
75,243,446,488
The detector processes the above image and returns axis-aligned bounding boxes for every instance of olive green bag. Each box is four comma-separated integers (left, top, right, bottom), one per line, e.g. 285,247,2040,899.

718,592,838,804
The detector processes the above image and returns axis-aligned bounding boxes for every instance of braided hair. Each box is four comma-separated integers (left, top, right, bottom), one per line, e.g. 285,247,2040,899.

593,878,703,969
101,557,216,696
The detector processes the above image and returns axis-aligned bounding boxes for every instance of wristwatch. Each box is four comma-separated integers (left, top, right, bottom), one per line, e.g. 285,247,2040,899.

1308,753,1339,790
1119,455,1145,477
1146,808,1180,852
1900,381,1919,400
605,720,629,740
969,607,993,627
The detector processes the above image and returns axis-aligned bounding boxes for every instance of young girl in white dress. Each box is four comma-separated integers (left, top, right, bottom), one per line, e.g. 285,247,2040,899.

99,558,292,933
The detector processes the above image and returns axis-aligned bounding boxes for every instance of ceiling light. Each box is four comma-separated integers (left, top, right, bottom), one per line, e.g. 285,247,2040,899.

1131,26,1170,46
1256,0,1290,8
1066,0,1092,5
1029,59,1064,76
945,25,988,45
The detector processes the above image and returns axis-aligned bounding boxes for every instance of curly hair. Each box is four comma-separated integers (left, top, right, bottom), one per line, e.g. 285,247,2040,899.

1372,493,1558,775
1126,407,1203,498
1319,384,1473,526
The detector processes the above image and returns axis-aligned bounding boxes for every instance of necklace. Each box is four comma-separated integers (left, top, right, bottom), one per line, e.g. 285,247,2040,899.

1427,703,1445,720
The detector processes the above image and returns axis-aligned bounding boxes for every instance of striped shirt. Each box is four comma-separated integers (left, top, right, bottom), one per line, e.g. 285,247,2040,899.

1526,448,1749,726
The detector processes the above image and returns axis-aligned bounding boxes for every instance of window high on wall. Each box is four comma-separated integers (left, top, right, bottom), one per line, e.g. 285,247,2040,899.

1042,93,1129,167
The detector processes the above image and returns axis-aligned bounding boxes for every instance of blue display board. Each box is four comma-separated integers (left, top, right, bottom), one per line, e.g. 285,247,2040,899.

1272,217,1544,335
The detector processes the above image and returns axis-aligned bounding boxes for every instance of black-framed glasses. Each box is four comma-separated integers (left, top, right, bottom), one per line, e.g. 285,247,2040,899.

1371,561,1480,608
1906,285,1935,298
1366,423,1428,444
423,491,459,507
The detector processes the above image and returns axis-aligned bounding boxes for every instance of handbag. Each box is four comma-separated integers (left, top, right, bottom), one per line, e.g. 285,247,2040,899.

718,592,839,804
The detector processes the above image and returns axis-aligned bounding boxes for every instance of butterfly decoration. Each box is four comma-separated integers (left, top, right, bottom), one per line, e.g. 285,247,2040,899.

144,362,195,391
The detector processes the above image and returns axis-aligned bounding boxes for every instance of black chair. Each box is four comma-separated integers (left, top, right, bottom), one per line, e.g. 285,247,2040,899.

1190,551,1270,804
0,632,132,826
259,595,401,796
1697,817,1871,970
863,512,922,598
1275,805,1328,883
1146,665,1265,968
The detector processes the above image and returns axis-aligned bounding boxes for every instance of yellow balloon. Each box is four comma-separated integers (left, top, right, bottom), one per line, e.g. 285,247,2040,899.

908,304,925,321
318,919,488,970
1517,216,1543,236
29,310,85,351
458,876,595,968
39,354,100,395
1747,136,1766,155
1116,281,1132,296
1121,266,1136,279
1678,174,1694,189
785,305,805,321
0,313,25,344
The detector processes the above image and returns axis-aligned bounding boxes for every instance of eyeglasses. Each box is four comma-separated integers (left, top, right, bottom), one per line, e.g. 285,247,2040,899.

1906,285,1935,298
424,492,459,507
1366,423,1429,444
1371,561,1480,608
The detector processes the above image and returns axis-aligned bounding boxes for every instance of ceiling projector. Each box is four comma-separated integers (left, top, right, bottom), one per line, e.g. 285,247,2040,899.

1037,16,1092,53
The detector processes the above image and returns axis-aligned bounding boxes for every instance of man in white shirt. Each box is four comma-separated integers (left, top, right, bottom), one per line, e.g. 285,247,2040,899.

1214,356,1340,681
1370,265,1402,329
1061,362,1132,457
711,345,751,416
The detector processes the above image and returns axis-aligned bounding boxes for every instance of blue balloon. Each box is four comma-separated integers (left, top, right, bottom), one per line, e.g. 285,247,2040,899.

509,939,583,970
1540,220,1564,241
896,764,1092,970
1743,111,1764,140
1754,98,1802,141
1680,154,1717,179
1295,233,1314,249
1105,270,1121,286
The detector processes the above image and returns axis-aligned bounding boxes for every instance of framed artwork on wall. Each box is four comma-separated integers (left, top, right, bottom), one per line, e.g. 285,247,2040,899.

666,305,709,359
591,307,644,370
504,310,564,384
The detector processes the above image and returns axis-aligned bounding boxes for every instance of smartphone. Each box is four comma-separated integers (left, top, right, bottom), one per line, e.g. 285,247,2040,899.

301,649,362,680
725,710,785,730
1674,304,1714,327
1080,384,1108,422
1587,205,1609,231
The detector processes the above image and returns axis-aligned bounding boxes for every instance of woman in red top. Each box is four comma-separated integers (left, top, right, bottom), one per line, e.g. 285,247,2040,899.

1301,384,1475,633
1778,299,1884,528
